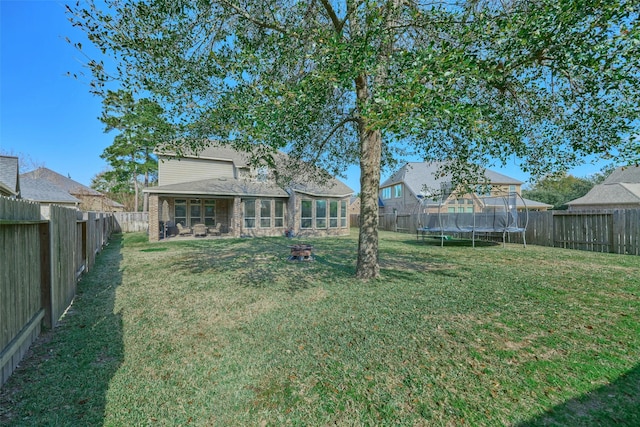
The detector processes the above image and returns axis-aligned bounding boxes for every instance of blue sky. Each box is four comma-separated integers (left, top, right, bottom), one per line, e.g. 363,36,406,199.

1,1,611,191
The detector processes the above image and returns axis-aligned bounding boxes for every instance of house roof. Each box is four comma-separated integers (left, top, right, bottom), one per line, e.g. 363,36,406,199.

20,176,81,204
381,161,522,197
566,182,640,206
144,177,289,198
20,167,102,196
0,155,20,196
602,165,640,184
567,166,640,207
156,142,353,198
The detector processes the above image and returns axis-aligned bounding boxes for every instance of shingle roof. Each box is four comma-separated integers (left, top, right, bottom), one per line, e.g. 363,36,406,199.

567,182,640,206
603,165,640,184
0,156,20,196
567,166,640,207
381,161,522,197
145,177,289,198
20,176,81,204
20,167,102,196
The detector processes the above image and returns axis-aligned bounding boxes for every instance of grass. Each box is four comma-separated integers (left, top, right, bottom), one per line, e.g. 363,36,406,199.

1,229,639,426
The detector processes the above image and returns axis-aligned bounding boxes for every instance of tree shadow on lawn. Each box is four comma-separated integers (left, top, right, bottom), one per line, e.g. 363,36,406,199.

518,363,640,426
170,237,356,293
0,235,125,425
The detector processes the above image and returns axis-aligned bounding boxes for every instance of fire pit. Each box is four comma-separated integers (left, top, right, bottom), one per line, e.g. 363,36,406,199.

288,244,314,261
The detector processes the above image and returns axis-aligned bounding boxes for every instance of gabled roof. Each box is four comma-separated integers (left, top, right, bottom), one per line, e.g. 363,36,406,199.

567,166,640,207
20,167,102,196
567,182,640,206
381,161,522,197
20,176,81,204
0,155,20,196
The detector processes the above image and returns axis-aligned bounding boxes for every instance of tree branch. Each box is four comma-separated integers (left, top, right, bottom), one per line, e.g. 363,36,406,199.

320,0,344,33
311,114,359,163
220,1,292,35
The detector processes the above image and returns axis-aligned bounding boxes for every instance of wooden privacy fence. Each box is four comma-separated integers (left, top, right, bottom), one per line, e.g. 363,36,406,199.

113,212,148,233
0,197,114,386
354,209,640,255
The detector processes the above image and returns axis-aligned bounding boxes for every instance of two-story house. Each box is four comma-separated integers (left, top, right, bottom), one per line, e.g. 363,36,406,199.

144,144,353,241
379,161,551,214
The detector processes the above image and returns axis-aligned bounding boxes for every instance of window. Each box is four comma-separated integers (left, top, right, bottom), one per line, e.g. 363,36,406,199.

381,187,391,199
244,200,256,228
394,184,402,198
257,166,268,182
340,200,347,227
316,200,327,228
260,200,271,228
466,207,474,213
329,201,338,227
274,200,284,227
204,200,216,226
175,199,187,226
509,185,516,193
301,200,312,228
447,207,456,213
476,185,492,197
458,207,465,213
190,199,201,225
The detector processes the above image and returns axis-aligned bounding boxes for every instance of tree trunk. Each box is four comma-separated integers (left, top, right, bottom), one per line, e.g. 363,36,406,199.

356,126,382,279
142,170,149,212
354,74,382,279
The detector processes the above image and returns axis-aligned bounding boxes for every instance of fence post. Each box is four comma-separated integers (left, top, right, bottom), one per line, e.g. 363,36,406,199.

39,222,52,329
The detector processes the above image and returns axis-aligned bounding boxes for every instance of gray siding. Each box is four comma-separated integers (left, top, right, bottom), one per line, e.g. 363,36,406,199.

159,157,235,186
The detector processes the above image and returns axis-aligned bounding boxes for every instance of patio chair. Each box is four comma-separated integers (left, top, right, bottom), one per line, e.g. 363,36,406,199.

209,223,222,236
193,223,207,237
176,223,192,236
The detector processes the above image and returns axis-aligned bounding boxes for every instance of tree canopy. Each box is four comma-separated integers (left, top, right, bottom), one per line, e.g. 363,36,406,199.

69,0,640,278
99,90,173,212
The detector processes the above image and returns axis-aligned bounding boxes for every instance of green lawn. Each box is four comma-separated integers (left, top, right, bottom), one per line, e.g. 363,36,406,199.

1,230,639,426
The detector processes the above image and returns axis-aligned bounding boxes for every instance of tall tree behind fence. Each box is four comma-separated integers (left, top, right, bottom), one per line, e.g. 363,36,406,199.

356,209,640,255
1,197,114,386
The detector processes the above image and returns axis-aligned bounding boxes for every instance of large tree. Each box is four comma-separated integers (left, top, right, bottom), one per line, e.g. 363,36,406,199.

69,0,639,278
99,90,172,212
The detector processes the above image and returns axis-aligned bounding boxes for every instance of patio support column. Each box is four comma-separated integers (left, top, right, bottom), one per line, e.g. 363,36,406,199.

232,197,242,237
149,194,160,241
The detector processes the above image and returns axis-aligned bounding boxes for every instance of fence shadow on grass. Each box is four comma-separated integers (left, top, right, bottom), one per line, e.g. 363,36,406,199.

0,235,124,426
518,363,640,426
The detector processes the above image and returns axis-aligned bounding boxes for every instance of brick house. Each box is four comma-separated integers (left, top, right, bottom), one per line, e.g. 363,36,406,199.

144,144,353,241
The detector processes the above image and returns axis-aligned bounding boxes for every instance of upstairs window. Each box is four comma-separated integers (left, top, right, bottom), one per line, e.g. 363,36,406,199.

381,187,391,199
394,184,402,198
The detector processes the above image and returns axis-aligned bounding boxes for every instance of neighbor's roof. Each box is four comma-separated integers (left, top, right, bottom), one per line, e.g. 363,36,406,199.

602,165,640,184
567,165,640,207
144,176,289,198
20,176,81,204
381,161,522,197
20,167,102,196
566,182,640,206
0,155,20,196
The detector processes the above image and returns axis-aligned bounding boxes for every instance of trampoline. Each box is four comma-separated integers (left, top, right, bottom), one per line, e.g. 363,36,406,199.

415,184,528,247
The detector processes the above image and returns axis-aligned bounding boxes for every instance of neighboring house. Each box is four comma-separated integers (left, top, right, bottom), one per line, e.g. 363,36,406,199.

20,176,81,214
349,195,360,215
379,161,552,214
0,155,21,197
566,165,640,210
20,168,124,212
144,144,353,241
